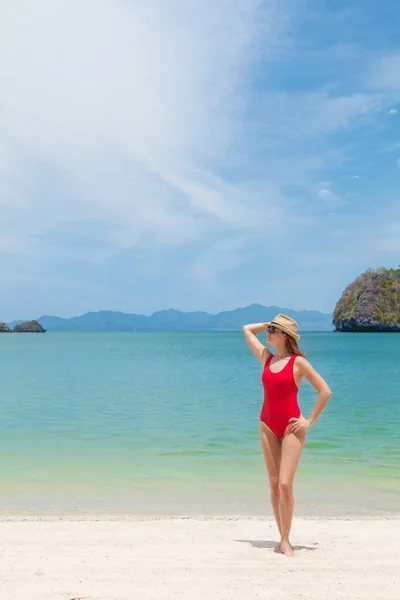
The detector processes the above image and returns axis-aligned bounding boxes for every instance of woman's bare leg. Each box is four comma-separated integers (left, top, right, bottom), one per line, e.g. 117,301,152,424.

260,422,282,549
278,429,306,556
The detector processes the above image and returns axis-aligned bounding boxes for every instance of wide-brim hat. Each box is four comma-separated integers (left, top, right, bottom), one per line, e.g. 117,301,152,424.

263,313,300,340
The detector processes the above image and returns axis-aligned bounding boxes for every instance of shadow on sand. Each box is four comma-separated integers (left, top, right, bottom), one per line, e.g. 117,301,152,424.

235,539,317,551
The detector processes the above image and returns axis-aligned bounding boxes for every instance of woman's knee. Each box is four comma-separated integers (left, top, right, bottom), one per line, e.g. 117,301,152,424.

270,476,280,497
278,479,293,497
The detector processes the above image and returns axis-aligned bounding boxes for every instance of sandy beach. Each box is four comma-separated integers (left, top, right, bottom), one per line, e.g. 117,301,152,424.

1,516,399,600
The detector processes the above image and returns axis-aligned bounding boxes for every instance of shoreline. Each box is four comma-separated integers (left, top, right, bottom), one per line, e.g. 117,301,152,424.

1,513,400,521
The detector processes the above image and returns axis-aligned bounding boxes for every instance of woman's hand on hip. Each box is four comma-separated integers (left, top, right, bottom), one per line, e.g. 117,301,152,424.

288,416,312,433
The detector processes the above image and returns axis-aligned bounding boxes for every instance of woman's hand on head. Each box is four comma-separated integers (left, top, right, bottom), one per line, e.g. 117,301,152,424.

288,416,312,434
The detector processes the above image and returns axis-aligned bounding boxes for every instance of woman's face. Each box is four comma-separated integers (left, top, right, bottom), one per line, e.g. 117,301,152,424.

266,325,285,345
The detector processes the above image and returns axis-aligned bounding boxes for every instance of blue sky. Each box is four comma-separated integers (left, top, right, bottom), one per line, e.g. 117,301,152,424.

1,0,400,320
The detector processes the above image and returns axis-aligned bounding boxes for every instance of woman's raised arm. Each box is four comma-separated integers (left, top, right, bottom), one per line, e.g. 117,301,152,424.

243,323,272,365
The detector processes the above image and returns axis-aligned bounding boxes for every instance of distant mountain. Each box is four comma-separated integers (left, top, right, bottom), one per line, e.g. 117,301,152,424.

7,320,24,329
7,304,333,332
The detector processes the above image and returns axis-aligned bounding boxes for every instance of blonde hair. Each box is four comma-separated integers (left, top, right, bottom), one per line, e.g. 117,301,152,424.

284,334,305,357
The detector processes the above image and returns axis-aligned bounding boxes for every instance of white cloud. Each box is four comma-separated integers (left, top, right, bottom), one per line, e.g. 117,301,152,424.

2,1,400,319
316,182,347,206
0,2,384,264
351,175,360,179
387,108,398,115
251,92,381,142
0,0,285,259
318,188,333,200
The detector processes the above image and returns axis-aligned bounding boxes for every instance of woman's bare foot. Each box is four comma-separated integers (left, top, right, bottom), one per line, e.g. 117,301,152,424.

273,542,281,553
279,540,295,557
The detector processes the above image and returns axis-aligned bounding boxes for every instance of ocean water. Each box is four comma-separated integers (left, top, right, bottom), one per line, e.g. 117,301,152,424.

0,331,399,516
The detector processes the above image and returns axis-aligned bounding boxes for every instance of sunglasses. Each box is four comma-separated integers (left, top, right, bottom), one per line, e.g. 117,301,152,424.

267,325,282,334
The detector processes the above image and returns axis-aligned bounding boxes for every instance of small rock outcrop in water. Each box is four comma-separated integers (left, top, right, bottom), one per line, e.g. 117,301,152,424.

13,320,47,333
0,322,12,333
333,267,400,332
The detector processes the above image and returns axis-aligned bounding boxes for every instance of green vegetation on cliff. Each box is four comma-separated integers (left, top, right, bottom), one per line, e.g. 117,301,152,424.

333,267,400,332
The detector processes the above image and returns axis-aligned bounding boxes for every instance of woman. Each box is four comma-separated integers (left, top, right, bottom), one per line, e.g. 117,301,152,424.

243,314,331,557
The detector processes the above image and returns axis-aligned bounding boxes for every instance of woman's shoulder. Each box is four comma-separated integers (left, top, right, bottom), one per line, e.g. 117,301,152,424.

261,347,273,365
293,354,306,362
293,355,312,372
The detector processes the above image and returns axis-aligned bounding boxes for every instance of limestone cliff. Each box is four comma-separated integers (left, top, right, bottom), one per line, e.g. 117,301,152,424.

13,320,46,333
333,267,400,332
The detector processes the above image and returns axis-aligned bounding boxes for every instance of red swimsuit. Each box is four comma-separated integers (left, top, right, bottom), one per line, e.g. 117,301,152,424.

260,354,300,438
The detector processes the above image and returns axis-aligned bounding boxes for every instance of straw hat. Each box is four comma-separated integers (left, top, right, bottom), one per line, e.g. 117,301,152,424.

263,313,300,340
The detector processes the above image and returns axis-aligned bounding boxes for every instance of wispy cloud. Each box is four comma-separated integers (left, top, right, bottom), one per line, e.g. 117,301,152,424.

316,182,347,207
0,0,284,250
1,1,400,318
251,92,381,143
372,53,400,90
318,188,333,201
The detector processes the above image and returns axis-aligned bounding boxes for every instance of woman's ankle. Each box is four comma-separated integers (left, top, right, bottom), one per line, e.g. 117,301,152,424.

280,535,290,543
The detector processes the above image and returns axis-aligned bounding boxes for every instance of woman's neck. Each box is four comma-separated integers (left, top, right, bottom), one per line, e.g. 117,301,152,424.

273,343,291,360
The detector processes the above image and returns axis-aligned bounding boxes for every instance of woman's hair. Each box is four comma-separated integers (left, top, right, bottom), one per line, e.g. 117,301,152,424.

284,334,305,357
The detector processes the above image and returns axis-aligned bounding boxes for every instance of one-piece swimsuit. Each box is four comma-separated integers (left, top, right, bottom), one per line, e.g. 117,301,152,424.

260,354,300,438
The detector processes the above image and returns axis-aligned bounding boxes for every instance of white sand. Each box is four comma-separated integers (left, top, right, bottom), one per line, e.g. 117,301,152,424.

1,516,399,600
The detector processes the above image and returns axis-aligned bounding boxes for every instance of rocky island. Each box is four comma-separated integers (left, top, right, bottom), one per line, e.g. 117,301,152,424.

333,267,400,332
13,320,46,333
0,322,12,333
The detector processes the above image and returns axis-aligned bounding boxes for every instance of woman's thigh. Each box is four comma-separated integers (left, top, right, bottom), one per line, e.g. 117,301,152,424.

260,421,282,485
279,430,306,486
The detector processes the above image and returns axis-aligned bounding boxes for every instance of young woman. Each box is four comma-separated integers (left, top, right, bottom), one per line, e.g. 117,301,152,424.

243,314,331,557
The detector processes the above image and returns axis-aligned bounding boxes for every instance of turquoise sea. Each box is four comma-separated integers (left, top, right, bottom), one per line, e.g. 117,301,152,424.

0,332,399,516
